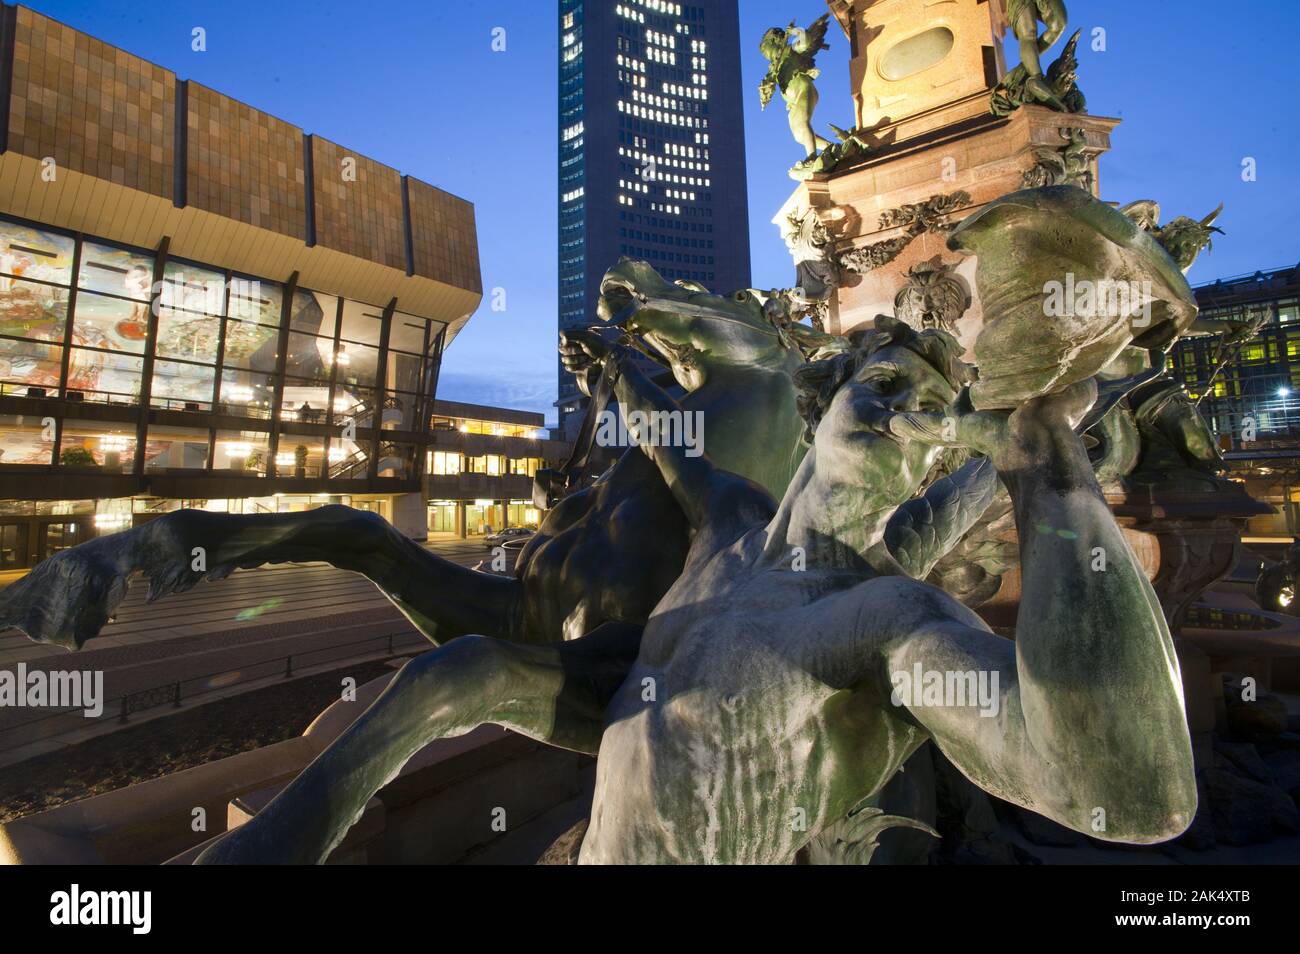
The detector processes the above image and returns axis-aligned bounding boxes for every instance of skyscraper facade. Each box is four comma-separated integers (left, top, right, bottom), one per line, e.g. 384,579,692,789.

557,0,751,435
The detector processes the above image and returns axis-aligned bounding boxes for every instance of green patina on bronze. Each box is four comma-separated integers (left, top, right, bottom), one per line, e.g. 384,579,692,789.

759,13,869,180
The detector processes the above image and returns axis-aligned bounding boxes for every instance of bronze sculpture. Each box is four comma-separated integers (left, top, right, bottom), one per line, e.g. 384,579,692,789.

759,14,867,179
1005,0,1070,104
991,5,1086,119
759,15,832,163
2,180,1212,863
192,307,1196,863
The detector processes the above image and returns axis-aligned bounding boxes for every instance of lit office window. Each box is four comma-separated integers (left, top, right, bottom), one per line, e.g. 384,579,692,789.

431,451,462,475
143,425,209,472
150,359,216,409
0,413,55,464
58,420,136,470
0,220,74,285
215,430,271,475
72,292,148,354
77,241,153,301
65,348,143,403
0,337,64,395
0,220,74,395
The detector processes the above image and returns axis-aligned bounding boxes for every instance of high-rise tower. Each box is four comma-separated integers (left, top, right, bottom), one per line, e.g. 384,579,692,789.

557,0,751,436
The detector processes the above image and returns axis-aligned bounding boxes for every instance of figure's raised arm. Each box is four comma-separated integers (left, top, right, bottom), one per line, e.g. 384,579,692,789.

880,381,1196,843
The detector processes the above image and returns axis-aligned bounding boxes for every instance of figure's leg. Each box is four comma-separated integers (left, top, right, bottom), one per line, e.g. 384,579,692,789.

801,84,832,151
1014,11,1044,77
786,78,830,158
1014,11,1066,110
0,505,521,650
195,621,642,864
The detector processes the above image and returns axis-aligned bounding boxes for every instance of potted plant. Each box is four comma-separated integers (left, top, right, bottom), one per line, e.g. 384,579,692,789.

60,446,96,468
245,450,264,474
294,444,309,479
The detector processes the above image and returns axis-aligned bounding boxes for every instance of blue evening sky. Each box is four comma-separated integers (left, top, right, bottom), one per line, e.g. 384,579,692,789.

26,1,1300,425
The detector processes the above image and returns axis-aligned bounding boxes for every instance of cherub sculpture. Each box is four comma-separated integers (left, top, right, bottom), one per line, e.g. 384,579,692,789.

1119,200,1224,273
1097,199,1238,490
759,15,838,168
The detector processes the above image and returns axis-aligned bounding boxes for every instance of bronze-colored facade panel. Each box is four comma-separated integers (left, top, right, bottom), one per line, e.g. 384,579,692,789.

185,83,306,241
310,137,406,272
407,177,481,295
7,6,175,201
1,5,480,296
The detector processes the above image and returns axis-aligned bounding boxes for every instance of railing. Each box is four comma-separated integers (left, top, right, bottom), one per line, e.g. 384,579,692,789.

0,629,426,749
0,380,139,405
328,448,370,479
1193,265,1300,289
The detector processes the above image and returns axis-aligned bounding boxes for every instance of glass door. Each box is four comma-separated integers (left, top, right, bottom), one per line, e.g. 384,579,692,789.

40,519,88,560
0,523,30,569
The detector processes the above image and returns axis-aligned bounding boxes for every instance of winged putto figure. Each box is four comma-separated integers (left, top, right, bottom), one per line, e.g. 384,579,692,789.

760,14,850,175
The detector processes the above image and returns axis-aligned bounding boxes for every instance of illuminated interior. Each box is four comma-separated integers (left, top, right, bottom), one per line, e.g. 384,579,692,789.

0,215,447,477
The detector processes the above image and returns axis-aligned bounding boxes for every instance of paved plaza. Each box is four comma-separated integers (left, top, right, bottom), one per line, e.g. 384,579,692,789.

0,535,504,762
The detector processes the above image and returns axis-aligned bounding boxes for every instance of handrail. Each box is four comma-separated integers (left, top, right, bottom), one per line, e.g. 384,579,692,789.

328,448,369,479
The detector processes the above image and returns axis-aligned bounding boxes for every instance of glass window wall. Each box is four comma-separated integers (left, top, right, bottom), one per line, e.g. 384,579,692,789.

0,215,445,479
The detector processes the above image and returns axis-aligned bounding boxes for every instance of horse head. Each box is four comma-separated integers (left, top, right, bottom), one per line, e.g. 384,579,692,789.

596,258,809,391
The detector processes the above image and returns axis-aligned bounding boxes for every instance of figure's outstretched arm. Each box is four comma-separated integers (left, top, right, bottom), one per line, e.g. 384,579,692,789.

196,621,641,864
884,456,1003,580
881,382,1196,844
0,505,519,651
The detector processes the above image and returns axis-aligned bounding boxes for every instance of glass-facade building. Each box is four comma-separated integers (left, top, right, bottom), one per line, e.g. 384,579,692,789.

1173,265,1300,441
0,5,483,567
1170,263,1300,536
0,214,451,568
424,400,572,538
557,0,751,435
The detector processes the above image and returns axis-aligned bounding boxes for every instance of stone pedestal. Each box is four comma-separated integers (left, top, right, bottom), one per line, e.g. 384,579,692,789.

831,0,1007,133
1110,487,1274,632
776,101,1119,354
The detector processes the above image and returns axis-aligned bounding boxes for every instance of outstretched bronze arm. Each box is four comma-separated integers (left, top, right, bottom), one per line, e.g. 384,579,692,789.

0,505,520,650
884,382,1197,842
